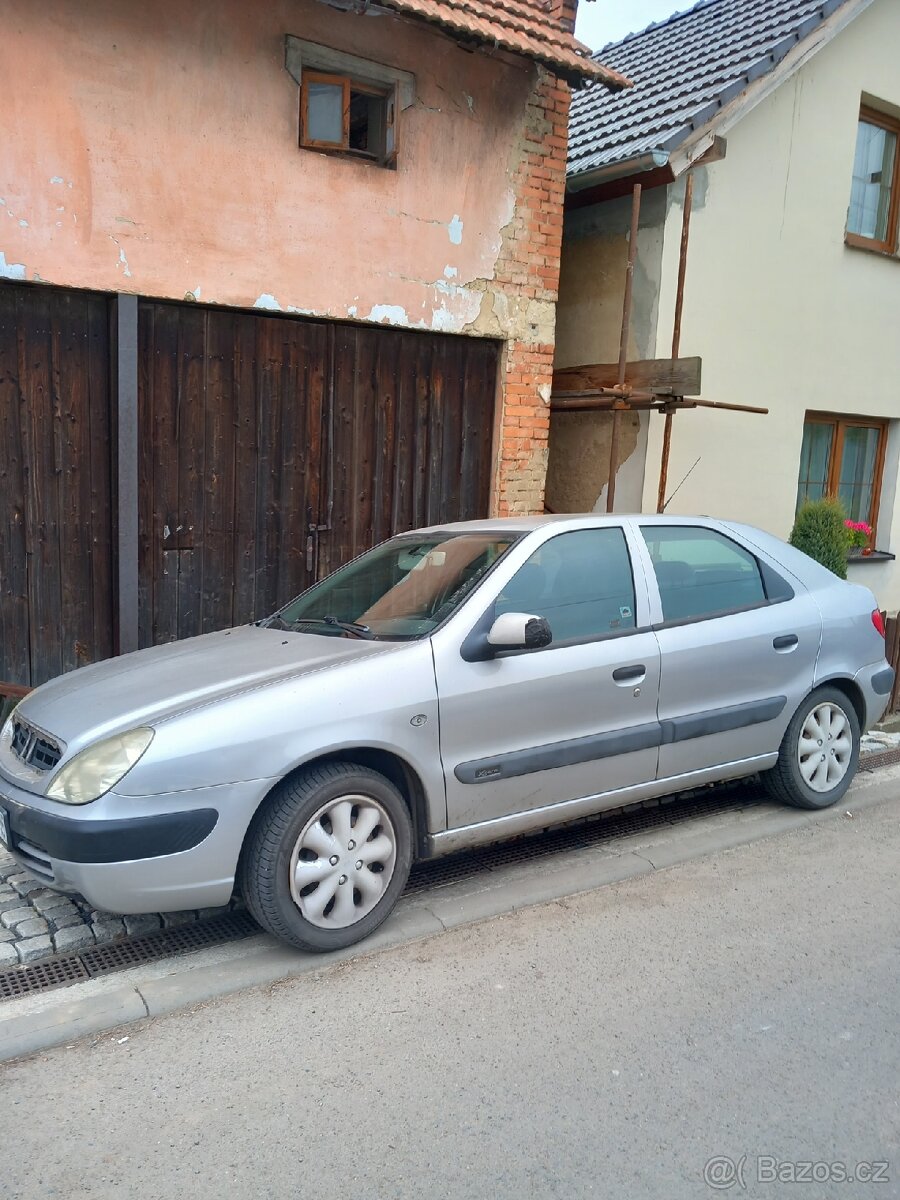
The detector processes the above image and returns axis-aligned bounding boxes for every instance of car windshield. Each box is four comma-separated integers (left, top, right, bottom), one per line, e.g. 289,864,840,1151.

268,532,518,640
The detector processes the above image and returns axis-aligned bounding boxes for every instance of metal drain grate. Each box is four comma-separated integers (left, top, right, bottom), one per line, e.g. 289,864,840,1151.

79,910,260,977
861,746,900,771
0,910,260,1002
0,954,89,1000
405,783,757,895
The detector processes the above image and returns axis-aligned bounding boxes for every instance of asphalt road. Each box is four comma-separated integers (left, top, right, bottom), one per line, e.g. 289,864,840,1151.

4,796,898,1200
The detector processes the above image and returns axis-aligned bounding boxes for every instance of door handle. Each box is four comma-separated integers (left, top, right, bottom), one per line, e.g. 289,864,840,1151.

773,635,799,651
612,664,646,684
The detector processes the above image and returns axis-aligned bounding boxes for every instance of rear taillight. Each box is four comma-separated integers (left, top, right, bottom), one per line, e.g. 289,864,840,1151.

872,609,886,637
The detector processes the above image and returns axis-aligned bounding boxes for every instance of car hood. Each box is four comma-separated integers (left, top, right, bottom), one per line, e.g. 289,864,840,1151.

13,626,391,748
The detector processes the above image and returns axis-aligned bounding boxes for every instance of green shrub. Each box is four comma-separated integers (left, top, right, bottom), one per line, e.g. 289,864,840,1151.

789,498,849,579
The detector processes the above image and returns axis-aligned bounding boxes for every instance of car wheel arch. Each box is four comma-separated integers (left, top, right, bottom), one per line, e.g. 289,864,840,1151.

246,747,431,863
809,675,866,730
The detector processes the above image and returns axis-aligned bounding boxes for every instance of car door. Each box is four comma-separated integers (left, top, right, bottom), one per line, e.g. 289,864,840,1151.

431,523,662,832
636,521,820,781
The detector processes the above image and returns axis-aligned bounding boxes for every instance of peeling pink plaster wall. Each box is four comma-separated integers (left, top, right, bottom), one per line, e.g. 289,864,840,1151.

0,0,535,334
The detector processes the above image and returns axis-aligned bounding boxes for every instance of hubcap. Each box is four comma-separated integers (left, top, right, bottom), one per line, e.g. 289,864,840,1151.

797,702,853,793
289,795,397,929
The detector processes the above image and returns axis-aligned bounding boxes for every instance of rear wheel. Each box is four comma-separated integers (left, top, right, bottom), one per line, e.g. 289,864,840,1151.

241,762,413,952
763,687,860,810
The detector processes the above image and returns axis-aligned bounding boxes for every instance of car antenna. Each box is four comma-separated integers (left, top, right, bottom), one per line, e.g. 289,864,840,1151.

662,457,701,512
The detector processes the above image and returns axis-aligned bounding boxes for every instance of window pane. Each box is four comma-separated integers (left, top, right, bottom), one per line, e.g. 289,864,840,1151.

348,90,387,156
837,425,880,525
796,421,834,513
496,529,636,642
642,527,765,622
348,91,371,152
848,120,897,241
307,81,344,144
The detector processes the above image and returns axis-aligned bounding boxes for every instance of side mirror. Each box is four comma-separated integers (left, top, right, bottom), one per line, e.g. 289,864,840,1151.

487,612,552,652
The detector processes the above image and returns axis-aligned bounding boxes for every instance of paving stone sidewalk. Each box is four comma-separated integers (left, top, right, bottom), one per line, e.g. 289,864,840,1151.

1,731,898,970
0,852,238,968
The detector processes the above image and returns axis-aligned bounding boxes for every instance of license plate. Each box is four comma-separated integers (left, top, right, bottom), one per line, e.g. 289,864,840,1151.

0,807,9,850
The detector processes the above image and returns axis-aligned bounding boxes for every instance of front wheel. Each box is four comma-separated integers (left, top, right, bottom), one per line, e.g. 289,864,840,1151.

241,762,413,952
763,687,860,810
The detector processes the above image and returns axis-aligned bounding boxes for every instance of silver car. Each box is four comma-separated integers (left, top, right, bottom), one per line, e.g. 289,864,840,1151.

0,516,893,952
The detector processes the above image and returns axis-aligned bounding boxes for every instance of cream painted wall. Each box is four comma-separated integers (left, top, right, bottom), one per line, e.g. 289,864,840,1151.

643,0,900,609
548,189,666,513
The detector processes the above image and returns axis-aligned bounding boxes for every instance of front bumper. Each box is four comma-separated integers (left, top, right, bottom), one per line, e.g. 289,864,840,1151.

0,776,274,914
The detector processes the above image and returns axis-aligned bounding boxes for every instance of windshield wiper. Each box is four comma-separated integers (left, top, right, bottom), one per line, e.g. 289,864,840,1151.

284,615,375,640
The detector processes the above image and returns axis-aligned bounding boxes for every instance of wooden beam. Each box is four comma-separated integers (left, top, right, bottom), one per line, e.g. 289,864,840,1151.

551,395,768,415
553,356,702,398
566,162,675,210
116,294,139,656
691,398,768,415
0,681,32,699
658,171,694,512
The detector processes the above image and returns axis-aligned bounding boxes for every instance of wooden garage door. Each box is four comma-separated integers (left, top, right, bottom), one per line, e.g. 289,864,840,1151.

139,302,498,644
0,284,114,687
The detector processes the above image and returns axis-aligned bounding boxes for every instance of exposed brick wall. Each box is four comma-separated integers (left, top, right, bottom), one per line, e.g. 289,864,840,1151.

556,0,579,34
492,69,571,516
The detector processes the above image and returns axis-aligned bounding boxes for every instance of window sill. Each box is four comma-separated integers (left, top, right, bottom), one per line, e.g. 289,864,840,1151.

300,144,396,170
844,234,900,262
847,550,896,564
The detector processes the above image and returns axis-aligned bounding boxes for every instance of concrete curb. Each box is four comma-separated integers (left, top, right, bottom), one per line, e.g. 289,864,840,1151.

2,765,897,1063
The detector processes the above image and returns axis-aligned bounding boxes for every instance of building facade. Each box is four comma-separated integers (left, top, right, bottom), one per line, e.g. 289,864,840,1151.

552,0,900,608
0,0,622,687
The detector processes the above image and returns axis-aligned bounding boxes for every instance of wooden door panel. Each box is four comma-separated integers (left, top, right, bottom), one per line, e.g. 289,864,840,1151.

0,283,113,688
139,302,328,642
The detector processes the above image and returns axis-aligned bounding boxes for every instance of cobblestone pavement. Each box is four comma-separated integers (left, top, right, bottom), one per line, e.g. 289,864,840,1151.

2,732,899,970
0,852,238,967
860,728,900,754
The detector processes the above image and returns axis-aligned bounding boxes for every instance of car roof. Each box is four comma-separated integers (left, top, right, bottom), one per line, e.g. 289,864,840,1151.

410,514,721,535
391,515,851,594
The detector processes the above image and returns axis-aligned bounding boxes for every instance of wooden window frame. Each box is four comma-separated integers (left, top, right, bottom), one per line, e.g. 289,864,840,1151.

845,105,900,256
802,411,889,544
299,70,397,166
300,70,350,151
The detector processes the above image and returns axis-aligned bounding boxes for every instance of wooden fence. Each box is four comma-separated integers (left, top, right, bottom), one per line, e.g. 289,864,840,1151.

883,613,900,715
0,682,30,727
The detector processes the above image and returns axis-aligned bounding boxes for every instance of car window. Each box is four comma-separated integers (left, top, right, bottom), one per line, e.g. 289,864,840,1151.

273,533,516,640
496,528,636,642
641,526,766,622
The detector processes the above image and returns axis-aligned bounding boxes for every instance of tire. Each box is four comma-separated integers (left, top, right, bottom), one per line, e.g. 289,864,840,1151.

241,762,413,952
763,686,860,810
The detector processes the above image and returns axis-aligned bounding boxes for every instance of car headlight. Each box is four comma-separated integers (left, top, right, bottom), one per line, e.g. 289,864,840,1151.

46,728,155,805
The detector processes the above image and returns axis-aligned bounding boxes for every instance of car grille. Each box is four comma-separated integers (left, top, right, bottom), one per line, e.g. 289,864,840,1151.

10,718,62,772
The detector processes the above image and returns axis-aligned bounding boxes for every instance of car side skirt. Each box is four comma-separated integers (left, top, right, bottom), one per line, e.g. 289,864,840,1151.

425,754,778,857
